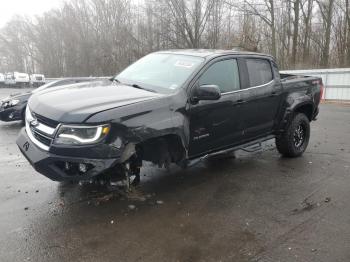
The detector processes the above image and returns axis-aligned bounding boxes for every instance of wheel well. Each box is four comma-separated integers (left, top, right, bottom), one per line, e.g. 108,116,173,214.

294,104,313,121
137,134,186,166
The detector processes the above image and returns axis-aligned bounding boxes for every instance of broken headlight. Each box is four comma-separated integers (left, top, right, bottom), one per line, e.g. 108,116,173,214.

54,124,110,145
2,99,20,108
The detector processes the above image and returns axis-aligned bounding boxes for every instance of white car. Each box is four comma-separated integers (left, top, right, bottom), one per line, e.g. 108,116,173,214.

30,74,45,87
5,72,30,87
0,73,5,87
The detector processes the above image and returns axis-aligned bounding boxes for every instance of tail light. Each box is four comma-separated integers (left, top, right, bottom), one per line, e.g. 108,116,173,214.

320,82,324,100
313,80,324,100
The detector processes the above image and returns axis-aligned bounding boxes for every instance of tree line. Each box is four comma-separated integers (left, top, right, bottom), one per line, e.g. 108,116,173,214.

0,0,349,77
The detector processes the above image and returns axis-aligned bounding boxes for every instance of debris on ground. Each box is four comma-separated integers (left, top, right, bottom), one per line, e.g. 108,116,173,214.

311,248,317,252
24,207,29,211
127,189,147,202
301,200,315,211
128,204,136,211
156,200,164,205
324,197,331,203
110,220,114,224
293,198,318,214
96,193,114,203
35,190,39,193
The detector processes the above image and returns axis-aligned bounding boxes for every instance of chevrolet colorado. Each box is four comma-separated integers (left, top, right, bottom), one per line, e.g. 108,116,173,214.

16,50,323,187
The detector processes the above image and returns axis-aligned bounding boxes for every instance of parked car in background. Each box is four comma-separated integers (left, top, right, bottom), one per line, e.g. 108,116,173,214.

16,50,323,188
30,74,45,87
5,72,30,88
0,77,105,123
0,73,5,87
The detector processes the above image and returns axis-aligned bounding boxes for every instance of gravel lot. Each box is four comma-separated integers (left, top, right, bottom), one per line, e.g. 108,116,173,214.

0,87,350,262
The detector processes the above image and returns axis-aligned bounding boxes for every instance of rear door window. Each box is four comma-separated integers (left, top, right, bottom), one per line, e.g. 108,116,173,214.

246,59,273,87
199,59,240,93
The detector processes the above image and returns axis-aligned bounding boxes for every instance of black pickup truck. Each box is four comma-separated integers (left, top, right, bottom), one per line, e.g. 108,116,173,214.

16,50,323,187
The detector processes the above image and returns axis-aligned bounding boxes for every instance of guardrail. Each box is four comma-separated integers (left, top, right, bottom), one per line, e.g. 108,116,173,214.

281,68,350,101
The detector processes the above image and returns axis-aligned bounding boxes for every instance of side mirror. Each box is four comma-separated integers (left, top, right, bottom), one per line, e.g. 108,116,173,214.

192,84,221,103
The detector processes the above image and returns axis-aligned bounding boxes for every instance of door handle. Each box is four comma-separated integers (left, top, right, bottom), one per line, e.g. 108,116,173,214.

270,92,278,97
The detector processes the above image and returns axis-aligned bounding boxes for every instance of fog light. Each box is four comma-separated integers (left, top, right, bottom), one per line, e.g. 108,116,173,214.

79,163,87,173
9,113,14,119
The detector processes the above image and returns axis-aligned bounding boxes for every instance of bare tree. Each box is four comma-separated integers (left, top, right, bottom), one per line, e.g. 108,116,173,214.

291,0,301,68
0,0,348,75
316,0,335,67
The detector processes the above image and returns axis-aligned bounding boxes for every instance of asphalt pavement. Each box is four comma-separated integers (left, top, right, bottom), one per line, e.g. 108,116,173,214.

0,87,350,262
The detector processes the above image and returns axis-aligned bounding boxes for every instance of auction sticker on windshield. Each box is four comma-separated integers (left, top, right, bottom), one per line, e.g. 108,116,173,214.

174,61,195,68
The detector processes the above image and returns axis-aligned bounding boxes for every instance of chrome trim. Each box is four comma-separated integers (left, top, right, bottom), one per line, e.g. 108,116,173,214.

25,107,55,151
32,129,53,140
221,79,274,96
56,124,108,129
25,121,50,151
35,122,56,136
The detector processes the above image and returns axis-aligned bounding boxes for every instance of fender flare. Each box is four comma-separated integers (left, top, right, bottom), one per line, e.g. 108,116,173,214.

278,94,315,133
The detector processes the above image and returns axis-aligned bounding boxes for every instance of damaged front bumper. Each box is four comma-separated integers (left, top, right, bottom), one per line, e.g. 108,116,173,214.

16,128,120,181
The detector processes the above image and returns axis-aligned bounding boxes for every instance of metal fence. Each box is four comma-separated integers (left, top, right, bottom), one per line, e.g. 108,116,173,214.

282,68,350,101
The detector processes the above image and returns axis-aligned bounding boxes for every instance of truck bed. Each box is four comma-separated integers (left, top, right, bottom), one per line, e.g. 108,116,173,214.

280,73,322,89
280,73,315,81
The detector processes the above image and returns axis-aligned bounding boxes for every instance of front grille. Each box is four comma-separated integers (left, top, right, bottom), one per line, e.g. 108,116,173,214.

33,113,58,128
31,127,52,146
27,110,58,150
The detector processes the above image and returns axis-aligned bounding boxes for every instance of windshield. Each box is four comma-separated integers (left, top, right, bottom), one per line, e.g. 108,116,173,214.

116,53,204,93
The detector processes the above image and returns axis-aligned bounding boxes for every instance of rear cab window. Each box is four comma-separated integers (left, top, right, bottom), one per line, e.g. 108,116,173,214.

246,59,273,87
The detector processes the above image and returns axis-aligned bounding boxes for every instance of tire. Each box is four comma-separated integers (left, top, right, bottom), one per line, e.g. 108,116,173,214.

276,113,310,157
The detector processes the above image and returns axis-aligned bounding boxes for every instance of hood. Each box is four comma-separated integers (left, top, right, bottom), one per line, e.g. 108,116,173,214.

28,80,164,123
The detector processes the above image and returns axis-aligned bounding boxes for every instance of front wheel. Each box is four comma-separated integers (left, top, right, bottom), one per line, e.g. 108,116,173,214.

276,113,310,157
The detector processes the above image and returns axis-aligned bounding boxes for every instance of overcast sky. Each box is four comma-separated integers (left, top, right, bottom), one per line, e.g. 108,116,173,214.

0,0,62,27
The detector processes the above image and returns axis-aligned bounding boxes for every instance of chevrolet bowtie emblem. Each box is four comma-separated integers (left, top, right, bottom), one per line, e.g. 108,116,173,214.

30,119,39,127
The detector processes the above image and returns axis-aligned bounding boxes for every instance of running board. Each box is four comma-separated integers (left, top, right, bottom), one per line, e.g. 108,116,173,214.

187,135,275,167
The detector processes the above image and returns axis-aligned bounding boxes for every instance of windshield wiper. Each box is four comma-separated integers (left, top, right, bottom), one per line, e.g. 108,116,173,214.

130,84,156,93
110,77,121,83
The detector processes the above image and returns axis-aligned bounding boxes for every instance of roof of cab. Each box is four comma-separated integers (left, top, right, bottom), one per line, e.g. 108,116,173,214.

156,49,274,60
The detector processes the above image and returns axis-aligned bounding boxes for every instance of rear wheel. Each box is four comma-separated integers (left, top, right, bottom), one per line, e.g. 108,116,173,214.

276,113,310,157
